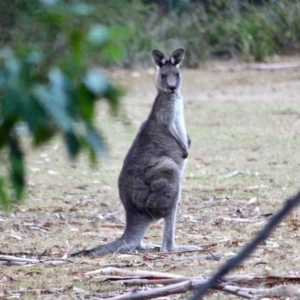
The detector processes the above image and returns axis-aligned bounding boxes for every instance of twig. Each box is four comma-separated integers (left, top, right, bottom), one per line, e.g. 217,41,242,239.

189,190,300,300
118,277,193,285
84,267,259,299
240,285,300,297
95,278,256,300
219,170,250,178
79,266,300,299
0,255,40,264
5,287,66,296
215,284,256,299
85,267,184,278
90,276,300,300
0,255,73,266
114,274,254,286
173,253,222,261
99,262,144,268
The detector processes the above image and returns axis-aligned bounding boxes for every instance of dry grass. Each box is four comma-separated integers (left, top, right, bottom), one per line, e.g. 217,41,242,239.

1,61,300,299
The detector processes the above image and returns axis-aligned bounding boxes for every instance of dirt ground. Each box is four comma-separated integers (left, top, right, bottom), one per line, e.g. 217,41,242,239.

1,61,300,299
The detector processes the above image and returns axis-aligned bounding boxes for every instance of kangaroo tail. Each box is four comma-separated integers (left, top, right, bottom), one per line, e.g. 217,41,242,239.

71,208,153,257
70,237,140,257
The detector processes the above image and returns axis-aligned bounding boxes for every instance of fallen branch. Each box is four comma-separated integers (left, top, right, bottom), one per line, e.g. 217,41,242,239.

0,255,73,266
92,279,256,300
98,262,145,269
2,287,66,297
85,266,185,278
84,267,300,300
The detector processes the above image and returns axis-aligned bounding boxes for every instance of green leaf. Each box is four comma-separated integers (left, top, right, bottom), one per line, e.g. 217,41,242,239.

110,26,131,40
87,25,109,46
70,30,85,64
0,47,13,61
83,70,108,96
5,57,21,77
0,120,14,149
85,124,106,156
102,42,124,63
25,51,43,65
0,68,6,87
77,84,95,122
1,89,23,119
0,179,9,211
33,125,55,146
104,85,123,115
69,3,92,16
38,10,67,26
33,84,72,132
32,68,74,133
40,0,59,7
9,136,25,200
64,131,81,158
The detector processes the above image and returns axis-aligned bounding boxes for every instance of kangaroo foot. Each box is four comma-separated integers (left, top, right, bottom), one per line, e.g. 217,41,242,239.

71,240,141,257
141,243,200,252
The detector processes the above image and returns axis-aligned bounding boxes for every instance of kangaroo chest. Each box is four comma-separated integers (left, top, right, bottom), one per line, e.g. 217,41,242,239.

173,97,187,146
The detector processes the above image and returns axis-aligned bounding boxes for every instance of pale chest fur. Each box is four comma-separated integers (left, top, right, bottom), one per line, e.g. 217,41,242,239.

174,95,187,146
156,94,186,138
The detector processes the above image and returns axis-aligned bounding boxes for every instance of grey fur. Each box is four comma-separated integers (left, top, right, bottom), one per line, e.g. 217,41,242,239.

71,48,198,257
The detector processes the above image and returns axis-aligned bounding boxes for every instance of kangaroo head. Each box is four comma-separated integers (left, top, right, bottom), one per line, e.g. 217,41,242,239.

152,48,185,94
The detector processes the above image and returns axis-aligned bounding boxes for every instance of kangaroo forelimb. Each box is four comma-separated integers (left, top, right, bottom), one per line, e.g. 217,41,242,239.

169,125,189,158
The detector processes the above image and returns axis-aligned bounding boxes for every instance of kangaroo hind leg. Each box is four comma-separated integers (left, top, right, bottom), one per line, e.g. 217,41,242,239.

161,202,200,252
159,179,200,253
71,204,152,257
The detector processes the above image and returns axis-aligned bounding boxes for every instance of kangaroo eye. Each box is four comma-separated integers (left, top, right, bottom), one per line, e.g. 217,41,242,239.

175,72,179,77
161,74,166,79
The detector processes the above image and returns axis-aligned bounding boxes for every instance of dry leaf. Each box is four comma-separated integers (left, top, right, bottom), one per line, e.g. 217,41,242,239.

248,197,258,205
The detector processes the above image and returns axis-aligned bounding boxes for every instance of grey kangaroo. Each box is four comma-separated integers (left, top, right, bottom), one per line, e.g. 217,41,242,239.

71,48,198,256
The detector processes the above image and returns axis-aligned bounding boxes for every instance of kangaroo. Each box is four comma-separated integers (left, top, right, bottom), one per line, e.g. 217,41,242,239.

71,48,198,256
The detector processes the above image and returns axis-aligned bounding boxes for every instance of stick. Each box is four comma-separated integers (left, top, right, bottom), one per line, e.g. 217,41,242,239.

0,255,72,265
97,278,256,300
85,267,184,278
118,274,256,286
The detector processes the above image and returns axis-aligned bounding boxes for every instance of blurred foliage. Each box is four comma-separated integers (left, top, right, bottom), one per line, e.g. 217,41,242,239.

0,0,123,209
154,0,300,65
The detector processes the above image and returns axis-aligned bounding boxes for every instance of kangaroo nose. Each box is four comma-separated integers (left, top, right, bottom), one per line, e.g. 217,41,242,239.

169,86,176,92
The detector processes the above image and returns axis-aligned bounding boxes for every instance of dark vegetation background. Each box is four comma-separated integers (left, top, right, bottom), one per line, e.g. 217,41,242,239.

1,0,300,66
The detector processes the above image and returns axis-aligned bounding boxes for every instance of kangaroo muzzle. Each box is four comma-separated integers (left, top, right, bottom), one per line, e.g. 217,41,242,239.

167,74,177,93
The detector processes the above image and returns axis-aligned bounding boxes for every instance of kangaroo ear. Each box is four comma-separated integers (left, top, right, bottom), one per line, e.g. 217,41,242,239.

152,50,166,68
170,48,185,66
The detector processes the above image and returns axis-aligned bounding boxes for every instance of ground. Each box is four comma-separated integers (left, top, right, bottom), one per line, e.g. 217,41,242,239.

1,60,300,299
